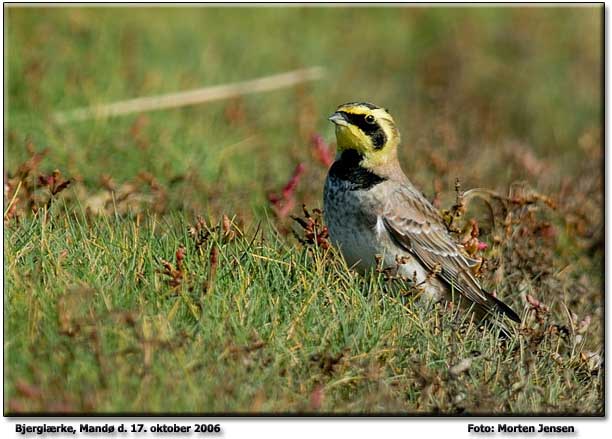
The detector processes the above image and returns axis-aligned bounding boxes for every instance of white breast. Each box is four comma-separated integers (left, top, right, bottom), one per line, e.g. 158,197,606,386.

374,215,386,237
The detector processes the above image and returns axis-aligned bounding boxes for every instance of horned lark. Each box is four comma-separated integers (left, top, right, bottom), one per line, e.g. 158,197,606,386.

324,102,520,325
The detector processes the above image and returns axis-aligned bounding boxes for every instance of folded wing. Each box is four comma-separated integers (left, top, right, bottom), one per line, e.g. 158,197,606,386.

382,185,520,323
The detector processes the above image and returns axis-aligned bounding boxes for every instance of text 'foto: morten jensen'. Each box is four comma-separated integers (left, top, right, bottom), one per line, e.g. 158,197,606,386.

468,423,576,434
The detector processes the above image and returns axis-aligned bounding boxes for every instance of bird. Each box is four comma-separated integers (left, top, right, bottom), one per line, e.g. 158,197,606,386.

323,102,520,327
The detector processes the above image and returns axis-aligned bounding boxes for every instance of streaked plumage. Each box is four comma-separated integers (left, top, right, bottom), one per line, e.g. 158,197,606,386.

324,102,520,325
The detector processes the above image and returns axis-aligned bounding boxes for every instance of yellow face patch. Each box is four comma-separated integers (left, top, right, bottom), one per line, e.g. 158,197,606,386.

330,103,400,169
334,122,374,154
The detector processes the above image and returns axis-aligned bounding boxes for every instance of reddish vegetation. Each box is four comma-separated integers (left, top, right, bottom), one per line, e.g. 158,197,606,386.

309,384,325,411
291,205,330,250
310,133,334,168
525,294,550,325
3,144,73,221
160,245,186,289
37,169,71,196
462,219,488,257
267,163,306,219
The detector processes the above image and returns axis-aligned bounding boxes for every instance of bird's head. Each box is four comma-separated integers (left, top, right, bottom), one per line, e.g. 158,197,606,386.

328,102,400,169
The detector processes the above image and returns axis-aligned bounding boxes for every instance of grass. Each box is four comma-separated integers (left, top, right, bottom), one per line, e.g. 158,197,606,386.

4,6,603,414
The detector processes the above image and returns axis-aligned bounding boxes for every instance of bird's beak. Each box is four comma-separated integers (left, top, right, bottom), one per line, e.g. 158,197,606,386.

328,112,349,127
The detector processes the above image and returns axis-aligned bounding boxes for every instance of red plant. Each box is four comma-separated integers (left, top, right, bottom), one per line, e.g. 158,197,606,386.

160,246,186,289
310,134,334,168
526,294,550,324
462,219,488,256
268,163,306,219
35,169,72,212
292,205,330,249
309,384,325,411
38,169,71,196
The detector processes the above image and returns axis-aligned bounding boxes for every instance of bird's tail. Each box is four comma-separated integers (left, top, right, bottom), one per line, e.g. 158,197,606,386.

478,292,521,339
487,292,521,323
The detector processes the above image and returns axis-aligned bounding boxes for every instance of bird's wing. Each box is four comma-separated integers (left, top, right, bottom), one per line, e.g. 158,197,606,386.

382,184,520,323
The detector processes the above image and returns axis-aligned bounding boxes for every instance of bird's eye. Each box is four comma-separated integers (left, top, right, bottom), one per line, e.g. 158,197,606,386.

365,114,376,124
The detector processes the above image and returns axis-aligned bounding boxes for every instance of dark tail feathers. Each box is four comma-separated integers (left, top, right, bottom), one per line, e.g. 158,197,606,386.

488,293,521,323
